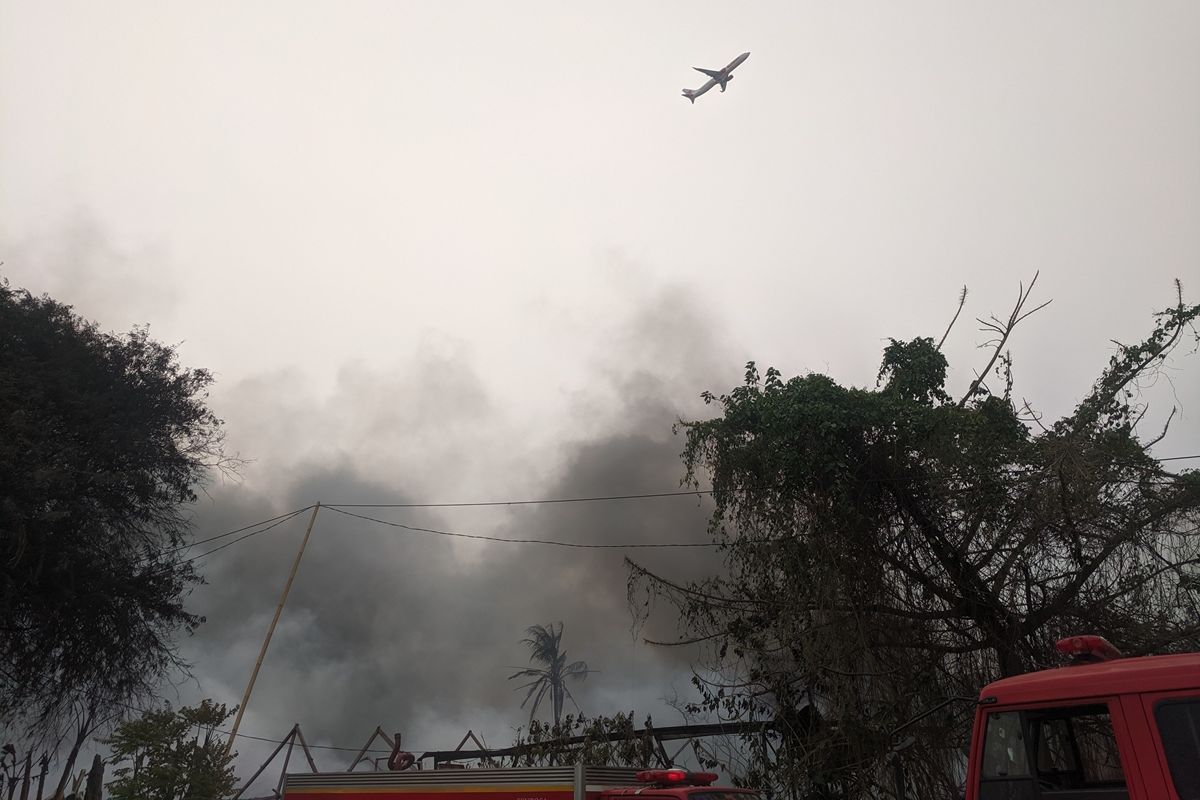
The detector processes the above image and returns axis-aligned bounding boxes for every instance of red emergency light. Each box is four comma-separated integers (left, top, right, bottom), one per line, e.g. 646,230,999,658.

635,770,718,787
1055,635,1123,664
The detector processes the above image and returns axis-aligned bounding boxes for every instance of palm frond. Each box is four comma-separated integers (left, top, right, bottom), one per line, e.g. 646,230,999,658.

527,681,551,725
519,679,545,709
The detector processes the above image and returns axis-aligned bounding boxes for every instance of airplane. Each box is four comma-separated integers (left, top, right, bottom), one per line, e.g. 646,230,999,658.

682,51,750,103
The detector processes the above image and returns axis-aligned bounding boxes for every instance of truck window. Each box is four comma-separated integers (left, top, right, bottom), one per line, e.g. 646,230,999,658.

1035,718,1077,776
1026,704,1126,794
980,711,1036,800
1155,698,1200,800
982,712,1031,778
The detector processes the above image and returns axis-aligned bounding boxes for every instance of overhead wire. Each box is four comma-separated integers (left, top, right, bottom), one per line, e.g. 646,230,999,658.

323,506,718,548
114,701,402,755
228,729,396,754
167,507,315,556
325,489,712,508
179,508,312,564
135,508,311,573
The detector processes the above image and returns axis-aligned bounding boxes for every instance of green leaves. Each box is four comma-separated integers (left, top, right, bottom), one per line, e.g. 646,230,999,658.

877,338,951,405
105,700,237,800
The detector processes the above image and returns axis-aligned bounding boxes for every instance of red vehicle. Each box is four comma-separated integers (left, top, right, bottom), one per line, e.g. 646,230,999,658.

282,765,759,800
965,636,1200,800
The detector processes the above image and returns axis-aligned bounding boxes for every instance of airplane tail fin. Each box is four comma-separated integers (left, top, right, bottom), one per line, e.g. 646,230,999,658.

681,89,696,103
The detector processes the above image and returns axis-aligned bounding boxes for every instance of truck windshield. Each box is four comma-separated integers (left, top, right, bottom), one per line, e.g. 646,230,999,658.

1155,699,1200,800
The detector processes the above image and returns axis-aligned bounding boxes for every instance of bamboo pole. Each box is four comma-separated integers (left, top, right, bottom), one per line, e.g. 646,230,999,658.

274,727,297,797
232,728,296,800
293,727,319,774
226,504,321,753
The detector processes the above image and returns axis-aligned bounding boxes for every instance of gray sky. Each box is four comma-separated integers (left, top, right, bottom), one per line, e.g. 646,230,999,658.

3,0,1199,789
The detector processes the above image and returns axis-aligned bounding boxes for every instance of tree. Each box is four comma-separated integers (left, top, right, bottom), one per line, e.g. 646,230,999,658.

509,623,594,727
629,279,1200,798
0,281,232,766
104,700,237,800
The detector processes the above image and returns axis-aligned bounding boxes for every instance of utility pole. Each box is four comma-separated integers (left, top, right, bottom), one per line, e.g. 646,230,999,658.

226,503,322,753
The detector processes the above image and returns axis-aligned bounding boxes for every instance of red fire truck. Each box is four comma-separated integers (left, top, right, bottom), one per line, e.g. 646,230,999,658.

965,636,1199,800
282,765,758,800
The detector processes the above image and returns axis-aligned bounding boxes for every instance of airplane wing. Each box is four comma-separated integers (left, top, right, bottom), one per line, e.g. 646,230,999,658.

693,67,724,79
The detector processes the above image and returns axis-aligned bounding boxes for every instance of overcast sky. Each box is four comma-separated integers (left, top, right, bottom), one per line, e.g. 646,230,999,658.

3,0,1199,790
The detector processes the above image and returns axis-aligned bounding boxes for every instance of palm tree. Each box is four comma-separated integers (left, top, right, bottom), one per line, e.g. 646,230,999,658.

508,623,593,727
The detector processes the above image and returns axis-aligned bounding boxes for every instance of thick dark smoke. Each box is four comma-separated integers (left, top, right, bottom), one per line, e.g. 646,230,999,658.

166,284,745,786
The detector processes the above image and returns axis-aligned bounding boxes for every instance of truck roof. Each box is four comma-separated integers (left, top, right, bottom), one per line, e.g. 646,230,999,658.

979,652,1200,705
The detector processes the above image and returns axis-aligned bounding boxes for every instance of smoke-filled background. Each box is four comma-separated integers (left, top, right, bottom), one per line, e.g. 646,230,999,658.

2,0,1199,789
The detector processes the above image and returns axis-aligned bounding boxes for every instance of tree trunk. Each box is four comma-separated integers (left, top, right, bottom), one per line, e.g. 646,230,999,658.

34,756,47,800
51,710,94,800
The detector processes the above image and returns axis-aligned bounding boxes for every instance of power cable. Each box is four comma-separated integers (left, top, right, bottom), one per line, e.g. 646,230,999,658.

179,509,311,564
228,729,396,754
136,508,310,573
326,489,711,509
167,507,315,555
324,506,718,549
114,701,402,754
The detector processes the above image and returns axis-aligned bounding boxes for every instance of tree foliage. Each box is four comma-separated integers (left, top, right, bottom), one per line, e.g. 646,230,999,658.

0,280,231,740
104,700,237,800
629,280,1200,798
509,623,594,727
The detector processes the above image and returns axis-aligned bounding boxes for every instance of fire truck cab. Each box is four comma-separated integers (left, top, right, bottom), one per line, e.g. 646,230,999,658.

966,636,1200,800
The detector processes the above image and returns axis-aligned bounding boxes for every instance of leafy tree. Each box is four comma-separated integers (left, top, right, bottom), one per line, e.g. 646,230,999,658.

104,700,237,800
0,281,232,772
509,623,594,727
629,280,1200,798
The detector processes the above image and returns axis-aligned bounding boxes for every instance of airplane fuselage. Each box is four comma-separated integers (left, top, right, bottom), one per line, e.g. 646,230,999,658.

722,51,750,75
682,51,750,103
